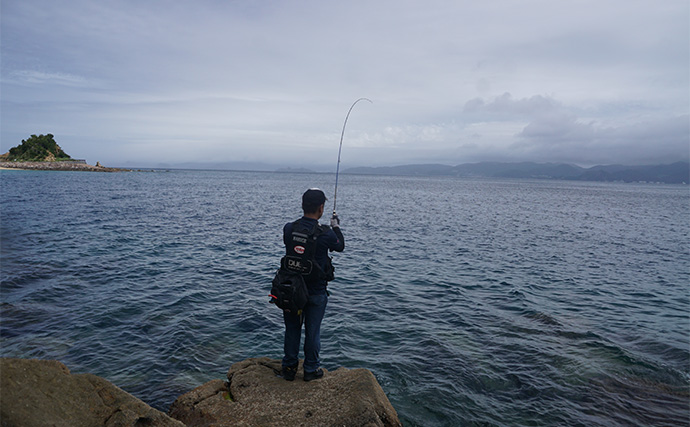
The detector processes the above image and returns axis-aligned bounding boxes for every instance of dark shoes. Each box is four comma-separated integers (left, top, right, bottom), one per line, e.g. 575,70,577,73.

280,365,324,382
303,368,324,382
281,364,297,381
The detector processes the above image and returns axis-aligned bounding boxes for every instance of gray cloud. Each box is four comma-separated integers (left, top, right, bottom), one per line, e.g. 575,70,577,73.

462,92,689,165
464,93,561,117
513,114,690,166
1,0,687,168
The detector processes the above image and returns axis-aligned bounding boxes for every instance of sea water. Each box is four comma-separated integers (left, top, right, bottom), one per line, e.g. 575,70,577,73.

1,169,688,426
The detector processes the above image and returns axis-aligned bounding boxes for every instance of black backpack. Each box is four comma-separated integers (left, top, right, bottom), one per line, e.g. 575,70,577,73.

281,221,334,282
269,269,308,314
269,221,334,314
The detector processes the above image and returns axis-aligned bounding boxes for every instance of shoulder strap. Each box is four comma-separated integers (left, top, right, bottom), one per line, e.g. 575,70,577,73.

316,224,331,235
293,220,329,238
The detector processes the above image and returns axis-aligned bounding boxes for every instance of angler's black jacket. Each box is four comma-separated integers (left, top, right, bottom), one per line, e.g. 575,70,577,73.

283,217,344,295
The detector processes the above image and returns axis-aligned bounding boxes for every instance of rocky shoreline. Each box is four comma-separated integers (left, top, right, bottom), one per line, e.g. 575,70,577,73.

0,357,402,427
0,160,130,172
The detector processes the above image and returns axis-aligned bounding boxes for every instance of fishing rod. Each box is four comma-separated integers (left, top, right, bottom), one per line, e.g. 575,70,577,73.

333,97,372,217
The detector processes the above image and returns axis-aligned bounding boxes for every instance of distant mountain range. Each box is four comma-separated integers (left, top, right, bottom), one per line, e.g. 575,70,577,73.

343,162,689,184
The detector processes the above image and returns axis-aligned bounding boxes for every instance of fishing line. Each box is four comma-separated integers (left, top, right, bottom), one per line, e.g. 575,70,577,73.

333,97,372,216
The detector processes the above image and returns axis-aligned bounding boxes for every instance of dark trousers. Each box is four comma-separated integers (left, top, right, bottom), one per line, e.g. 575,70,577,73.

282,293,328,372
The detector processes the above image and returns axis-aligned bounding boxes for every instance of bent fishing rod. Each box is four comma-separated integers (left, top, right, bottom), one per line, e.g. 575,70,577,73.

333,97,372,217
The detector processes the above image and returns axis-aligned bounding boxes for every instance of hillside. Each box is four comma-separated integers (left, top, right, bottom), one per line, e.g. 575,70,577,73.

1,134,71,161
344,161,689,184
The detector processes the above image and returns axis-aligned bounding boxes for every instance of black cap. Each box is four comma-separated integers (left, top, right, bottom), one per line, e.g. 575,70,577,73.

302,188,327,207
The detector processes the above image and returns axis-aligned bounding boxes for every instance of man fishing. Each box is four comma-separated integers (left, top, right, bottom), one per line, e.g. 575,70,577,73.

279,188,344,381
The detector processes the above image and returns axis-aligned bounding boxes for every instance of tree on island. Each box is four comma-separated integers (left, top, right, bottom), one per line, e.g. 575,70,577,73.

2,134,72,161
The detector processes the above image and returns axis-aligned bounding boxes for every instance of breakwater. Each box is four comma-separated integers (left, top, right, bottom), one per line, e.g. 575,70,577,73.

0,161,129,172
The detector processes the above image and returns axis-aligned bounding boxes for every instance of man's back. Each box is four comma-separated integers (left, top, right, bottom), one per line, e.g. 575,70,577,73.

283,216,344,295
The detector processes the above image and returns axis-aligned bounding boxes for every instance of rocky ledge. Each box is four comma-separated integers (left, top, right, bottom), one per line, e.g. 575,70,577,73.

0,357,402,427
0,358,183,427
171,357,402,426
0,161,129,172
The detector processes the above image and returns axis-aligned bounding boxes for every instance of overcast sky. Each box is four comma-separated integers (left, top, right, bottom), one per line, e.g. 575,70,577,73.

1,0,688,169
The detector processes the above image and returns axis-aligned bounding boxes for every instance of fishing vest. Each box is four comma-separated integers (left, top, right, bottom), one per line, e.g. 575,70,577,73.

280,220,335,284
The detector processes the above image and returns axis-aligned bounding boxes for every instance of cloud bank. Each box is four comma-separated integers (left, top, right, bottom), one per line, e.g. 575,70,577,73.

1,0,688,168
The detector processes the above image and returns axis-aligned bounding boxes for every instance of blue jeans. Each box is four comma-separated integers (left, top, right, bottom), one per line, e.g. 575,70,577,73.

282,293,328,373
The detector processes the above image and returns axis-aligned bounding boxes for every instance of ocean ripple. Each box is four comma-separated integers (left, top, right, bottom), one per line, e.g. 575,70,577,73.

1,170,688,426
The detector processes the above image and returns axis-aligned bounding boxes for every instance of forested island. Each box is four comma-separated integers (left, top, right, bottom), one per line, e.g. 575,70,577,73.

0,134,127,172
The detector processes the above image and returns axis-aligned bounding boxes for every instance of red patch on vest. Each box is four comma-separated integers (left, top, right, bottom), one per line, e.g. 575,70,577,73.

294,245,305,254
